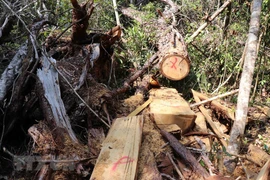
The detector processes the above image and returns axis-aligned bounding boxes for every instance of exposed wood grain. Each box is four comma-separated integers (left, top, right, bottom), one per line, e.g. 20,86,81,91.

37,56,78,143
149,88,196,133
192,90,235,121
90,115,144,180
192,90,228,148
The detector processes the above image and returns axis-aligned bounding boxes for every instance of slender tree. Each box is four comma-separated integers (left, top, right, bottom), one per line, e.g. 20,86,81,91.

225,0,263,173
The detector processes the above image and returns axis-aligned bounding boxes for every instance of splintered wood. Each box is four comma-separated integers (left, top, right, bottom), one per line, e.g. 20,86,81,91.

149,88,196,133
90,116,143,180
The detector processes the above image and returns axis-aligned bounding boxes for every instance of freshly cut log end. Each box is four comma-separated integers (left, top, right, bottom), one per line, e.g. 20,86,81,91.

160,54,190,81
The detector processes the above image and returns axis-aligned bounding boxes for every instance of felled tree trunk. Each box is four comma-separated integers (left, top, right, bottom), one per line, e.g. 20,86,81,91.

121,0,190,81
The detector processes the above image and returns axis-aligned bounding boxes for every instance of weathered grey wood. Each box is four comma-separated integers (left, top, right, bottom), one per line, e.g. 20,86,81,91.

37,56,78,142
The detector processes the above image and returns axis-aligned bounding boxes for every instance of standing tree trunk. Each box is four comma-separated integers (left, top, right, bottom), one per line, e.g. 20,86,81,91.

225,0,262,173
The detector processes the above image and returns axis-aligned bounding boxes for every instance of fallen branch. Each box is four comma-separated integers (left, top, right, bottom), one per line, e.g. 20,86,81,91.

160,130,210,179
103,54,158,99
192,89,235,121
192,90,228,148
166,152,185,180
186,0,233,43
190,89,239,108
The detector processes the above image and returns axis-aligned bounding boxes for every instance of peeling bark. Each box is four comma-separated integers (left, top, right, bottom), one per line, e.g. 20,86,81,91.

37,55,78,143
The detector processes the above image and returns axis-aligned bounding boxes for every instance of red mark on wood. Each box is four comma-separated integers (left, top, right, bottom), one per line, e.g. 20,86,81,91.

170,58,178,70
111,156,134,171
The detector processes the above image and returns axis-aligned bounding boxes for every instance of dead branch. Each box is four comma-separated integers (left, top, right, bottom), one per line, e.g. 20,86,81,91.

166,152,185,180
192,90,228,147
160,130,210,179
186,0,233,43
190,89,239,108
0,15,10,39
192,89,235,121
102,54,158,100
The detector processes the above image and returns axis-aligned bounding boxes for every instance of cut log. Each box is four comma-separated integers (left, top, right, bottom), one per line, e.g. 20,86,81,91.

149,88,196,133
159,45,190,81
90,115,144,180
121,1,190,81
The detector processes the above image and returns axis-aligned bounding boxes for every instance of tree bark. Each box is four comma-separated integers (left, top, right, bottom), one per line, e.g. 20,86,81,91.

225,0,262,173
0,41,27,102
70,0,94,43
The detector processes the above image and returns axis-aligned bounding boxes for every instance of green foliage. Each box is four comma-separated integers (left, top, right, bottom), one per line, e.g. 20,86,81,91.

1,0,269,101
116,2,158,70
89,1,116,31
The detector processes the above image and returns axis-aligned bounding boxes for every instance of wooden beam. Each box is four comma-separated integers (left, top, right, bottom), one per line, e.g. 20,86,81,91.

90,115,144,180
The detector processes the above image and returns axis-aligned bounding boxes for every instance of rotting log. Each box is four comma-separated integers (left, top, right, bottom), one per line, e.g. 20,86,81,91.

90,116,144,180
